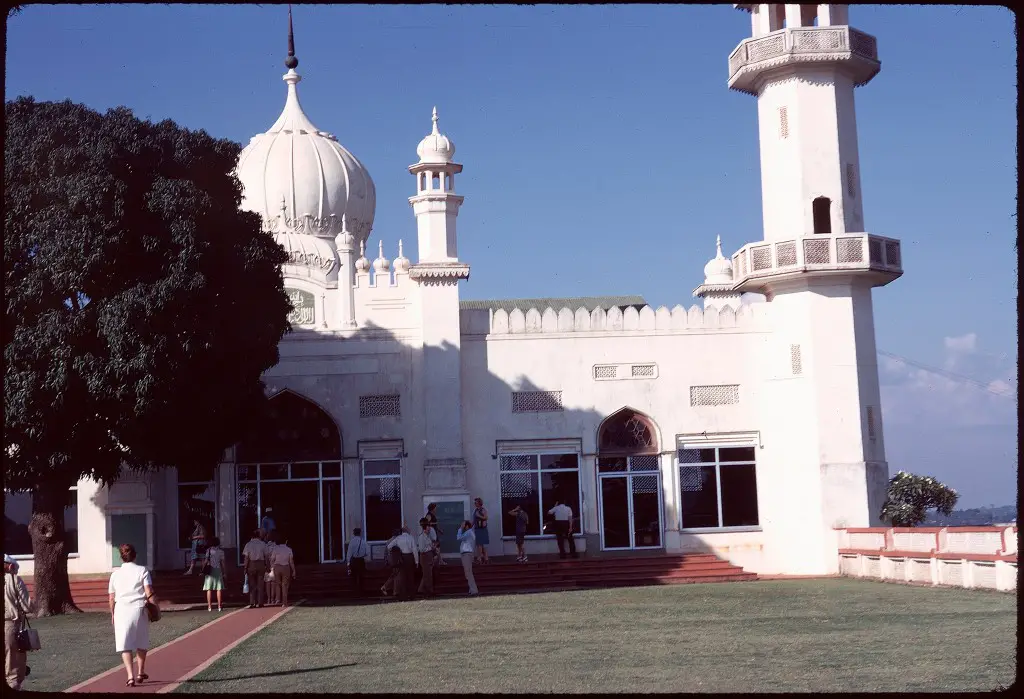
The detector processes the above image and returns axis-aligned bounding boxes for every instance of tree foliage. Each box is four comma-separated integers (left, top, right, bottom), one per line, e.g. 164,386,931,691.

879,471,959,528
4,97,291,613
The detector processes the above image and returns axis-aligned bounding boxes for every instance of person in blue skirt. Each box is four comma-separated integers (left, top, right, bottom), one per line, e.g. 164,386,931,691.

472,497,490,564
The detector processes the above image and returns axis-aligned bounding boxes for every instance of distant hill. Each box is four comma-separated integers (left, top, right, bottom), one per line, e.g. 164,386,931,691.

923,505,1017,526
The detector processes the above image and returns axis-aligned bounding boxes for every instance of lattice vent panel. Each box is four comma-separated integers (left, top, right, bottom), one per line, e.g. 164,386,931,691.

512,390,564,413
748,33,785,61
803,238,831,265
594,365,618,380
776,241,797,267
359,394,401,418
499,454,536,471
837,238,863,263
795,28,844,51
779,107,789,139
632,364,656,378
885,242,901,267
866,406,876,439
869,240,883,264
790,344,803,376
847,163,857,198
689,384,740,407
751,245,773,271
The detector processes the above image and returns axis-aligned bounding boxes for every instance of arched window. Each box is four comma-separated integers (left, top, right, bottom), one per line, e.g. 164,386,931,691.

598,408,659,456
236,390,341,464
432,173,441,190
812,196,832,234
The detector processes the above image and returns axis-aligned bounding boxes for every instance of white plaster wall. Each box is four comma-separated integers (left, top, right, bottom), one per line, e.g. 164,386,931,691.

757,67,863,240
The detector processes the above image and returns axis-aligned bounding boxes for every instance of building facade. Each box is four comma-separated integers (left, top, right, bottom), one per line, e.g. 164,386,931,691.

6,4,903,577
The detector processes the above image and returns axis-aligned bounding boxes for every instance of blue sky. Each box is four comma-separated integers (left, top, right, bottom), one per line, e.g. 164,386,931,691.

6,5,1017,508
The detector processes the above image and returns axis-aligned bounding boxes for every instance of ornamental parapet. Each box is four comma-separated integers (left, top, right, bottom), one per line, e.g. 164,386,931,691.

730,233,902,292
728,26,880,94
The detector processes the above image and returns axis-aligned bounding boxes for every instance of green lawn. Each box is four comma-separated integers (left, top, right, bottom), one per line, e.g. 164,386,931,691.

175,579,1016,693
24,609,216,692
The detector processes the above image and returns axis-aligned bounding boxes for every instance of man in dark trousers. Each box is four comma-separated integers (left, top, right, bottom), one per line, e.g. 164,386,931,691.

547,499,577,559
345,528,369,597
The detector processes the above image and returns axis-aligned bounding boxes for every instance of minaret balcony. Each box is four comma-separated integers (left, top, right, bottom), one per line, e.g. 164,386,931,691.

729,233,902,292
728,26,880,94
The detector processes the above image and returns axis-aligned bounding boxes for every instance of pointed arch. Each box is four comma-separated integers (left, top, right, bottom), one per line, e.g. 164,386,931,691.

597,407,660,456
236,388,342,463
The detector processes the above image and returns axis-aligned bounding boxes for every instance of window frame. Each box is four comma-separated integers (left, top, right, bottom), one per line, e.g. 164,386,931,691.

5,486,81,560
677,443,761,533
360,457,403,544
176,467,218,551
498,450,584,540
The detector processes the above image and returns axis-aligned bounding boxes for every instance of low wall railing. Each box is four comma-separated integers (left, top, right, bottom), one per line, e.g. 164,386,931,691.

835,526,1017,592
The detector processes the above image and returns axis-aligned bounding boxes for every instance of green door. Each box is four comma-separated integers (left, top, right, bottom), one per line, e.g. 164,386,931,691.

435,501,466,555
111,514,148,567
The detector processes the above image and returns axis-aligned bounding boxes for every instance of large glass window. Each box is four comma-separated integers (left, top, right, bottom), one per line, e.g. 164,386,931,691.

678,446,759,529
363,459,402,542
499,453,581,538
177,464,216,549
3,487,79,557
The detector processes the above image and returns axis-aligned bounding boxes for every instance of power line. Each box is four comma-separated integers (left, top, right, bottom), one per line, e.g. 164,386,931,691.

877,350,1015,398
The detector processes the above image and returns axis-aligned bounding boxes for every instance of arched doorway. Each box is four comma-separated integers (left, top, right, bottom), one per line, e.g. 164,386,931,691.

234,390,345,565
596,408,664,551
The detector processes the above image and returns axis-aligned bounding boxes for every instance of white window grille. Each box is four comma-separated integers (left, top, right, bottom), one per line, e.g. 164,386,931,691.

790,345,803,376
594,363,658,381
359,394,401,418
779,107,789,139
837,238,863,263
866,406,876,440
594,365,617,380
751,245,772,271
869,240,883,264
803,238,831,265
885,241,901,267
689,384,740,407
631,364,656,378
512,391,564,413
847,163,857,198
776,241,797,267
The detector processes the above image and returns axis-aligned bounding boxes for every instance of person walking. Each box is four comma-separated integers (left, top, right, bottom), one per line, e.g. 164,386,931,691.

456,520,479,596
416,518,436,597
345,528,368,597
108,544,155,687
548,499,577,559
472,498,490,564
391,526,418,601
424,503,445,566
270,535,297,607
242,529,268,608
260,508,277,541
509,505,530,563
4,554,35,691
183,519,207,575
263,536,278,606
202,537,227,612
381,528,403,598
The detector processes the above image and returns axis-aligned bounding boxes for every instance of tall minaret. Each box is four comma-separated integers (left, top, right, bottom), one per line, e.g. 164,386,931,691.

728,5,902,573
408,109,471,500
730,3,875,240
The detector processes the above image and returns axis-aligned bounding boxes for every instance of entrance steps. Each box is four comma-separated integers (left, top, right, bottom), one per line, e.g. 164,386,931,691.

32,553,755,610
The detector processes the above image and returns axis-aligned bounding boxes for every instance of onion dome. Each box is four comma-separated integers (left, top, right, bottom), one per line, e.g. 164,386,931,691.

235,11,376,241
355,240,371,273
703,235,734,284
415,107,456,164
372,240,391,273
393,239,411,272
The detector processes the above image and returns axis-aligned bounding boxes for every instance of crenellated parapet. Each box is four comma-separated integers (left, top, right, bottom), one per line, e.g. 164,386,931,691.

484,303,760,336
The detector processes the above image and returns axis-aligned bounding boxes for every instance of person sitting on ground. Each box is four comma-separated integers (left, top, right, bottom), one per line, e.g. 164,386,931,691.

202,536,227,612
270,534,296,607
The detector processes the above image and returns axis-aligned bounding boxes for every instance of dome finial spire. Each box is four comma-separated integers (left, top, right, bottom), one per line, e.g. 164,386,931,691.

431,106,440,135
285,5,299,70
716,234,723,259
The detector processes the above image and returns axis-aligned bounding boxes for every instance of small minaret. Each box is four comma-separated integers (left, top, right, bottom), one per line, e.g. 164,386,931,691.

408,108,465,262
407,107,470,498
334,215,357,328
694,235,741,311
730,4,876,240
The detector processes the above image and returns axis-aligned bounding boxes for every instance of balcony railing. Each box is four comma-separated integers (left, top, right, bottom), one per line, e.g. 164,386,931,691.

728,26,880,93
730,233,902,289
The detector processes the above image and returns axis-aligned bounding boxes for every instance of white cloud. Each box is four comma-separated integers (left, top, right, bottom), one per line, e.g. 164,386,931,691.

943,332,977,354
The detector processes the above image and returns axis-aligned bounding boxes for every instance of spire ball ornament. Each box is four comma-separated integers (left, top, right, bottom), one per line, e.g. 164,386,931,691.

285,5,299,69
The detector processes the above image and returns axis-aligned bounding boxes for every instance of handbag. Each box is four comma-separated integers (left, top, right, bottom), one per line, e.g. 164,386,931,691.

200,557,212,577
145,599,161,623
243,574,249,594
10,573,40,651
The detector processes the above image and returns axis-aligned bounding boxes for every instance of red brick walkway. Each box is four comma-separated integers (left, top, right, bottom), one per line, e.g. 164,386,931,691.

67,604,296,693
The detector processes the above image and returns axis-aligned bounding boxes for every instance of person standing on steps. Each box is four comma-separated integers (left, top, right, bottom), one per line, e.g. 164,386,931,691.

509,505,530,563
345,528,368,597
260,508,277,541
270,534,296,607
416,518,436,597
381,528,403,598
4,554,35,691
456,520,479,596
202,537,227,612
548,499,577,559
242,529,268,608
425,503,445,566
391,526,418,601
108,544,155,688
183,519,207,575
472,498,490,564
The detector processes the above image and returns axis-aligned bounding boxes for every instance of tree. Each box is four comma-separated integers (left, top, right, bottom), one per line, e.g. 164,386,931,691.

879,471,959,528
4,97,292,615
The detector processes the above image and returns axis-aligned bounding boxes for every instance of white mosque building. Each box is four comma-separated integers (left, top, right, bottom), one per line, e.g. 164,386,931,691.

7,4,903,577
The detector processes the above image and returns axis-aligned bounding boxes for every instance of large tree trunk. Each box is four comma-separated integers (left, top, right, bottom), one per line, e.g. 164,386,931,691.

29,484,82,616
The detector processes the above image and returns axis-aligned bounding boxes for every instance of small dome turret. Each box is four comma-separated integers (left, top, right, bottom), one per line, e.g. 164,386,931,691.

415,107,456,164
372,240,391,273
355,240,371,273
393,240,411,272
703,235,734,283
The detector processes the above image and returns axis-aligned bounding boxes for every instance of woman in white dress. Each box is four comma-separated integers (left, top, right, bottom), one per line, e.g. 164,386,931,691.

108,543,156,687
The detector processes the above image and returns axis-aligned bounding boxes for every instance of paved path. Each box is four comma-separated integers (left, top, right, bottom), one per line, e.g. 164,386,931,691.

66,604,298,694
